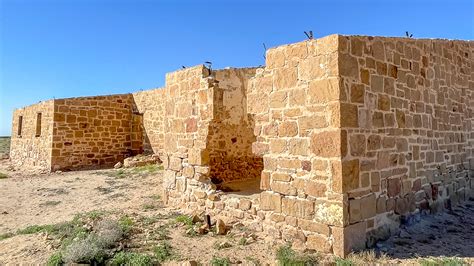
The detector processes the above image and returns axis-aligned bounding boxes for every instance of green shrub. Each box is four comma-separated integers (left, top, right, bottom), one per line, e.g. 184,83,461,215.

154,241,173,262
17,224,54,235
46,252,63,266
0,232,14,241
0,172,8,179
109,252,152,266
211,256,231,266
118,215,134,235
276,244,318,266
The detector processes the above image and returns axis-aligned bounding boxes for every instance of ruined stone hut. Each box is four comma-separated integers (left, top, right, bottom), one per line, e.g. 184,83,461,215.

10,35,474,256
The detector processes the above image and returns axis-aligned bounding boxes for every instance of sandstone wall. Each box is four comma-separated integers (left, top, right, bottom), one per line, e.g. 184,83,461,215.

10,100,55,171
162,65,215,205
247,35,347,254
338,36,474,251
208,68,263,184
132,88,166,154
51,94,134,171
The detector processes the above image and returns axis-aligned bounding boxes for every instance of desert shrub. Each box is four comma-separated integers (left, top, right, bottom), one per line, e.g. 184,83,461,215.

0,172,8,179
95,219,124,248
62,219,123,263
62,235,107,264
46,252,63,266
154,241,174,262
0,232,14,241
118,215,134,234
276,244,318,266
211,256,231,266
17,224,55,235
109,252,152,266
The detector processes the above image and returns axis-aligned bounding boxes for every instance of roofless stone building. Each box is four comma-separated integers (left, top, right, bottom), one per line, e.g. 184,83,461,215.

10,35,474,256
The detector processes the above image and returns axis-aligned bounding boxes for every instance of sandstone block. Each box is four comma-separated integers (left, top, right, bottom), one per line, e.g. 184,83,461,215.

260,191,281,212
282,197,314,219
349,134,366,156
360,193,376,219
278,121,298,137
306,234,331,253
308,78,340,103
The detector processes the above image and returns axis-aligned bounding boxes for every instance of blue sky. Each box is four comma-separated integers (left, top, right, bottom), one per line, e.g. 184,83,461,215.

0,0,473,136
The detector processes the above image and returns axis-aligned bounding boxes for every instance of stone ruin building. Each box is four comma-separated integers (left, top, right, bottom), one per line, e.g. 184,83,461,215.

10,35,474,257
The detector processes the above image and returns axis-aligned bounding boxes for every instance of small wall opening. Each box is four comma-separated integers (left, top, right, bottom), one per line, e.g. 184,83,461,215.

17,116,23,137
35,113,42,137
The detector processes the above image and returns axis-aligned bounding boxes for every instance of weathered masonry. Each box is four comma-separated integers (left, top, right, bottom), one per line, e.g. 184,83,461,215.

10,35,474,256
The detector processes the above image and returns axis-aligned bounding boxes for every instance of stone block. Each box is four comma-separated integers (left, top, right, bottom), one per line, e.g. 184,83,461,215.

278,121,298,137
342,159,360,192
288,138,309,156
308,78,340,103
310,130,341,157
306,180,327,198
260,191,282,212
349,198,361,223
306,234,331,253
332,221,367,257
282,197,314,219
350,84,365,103
360,193,376,219
349,134,366,156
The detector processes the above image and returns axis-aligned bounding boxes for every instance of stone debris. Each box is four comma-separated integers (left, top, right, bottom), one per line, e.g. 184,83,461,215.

215,219,226,235
123,154,161,168
114,162,123,169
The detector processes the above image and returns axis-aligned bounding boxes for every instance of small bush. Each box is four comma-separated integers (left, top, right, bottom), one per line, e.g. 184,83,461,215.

174,215,193,226
276,244,318,266
154,241,173,262
62,235,106,264
0,172,8,179
118,215,134,234
109,252,152,266
211,256,231,266
84,210,106,220
239,237,248,246
17,224,54,235
0,232,14,241
95,219,124,248
46,252,63,266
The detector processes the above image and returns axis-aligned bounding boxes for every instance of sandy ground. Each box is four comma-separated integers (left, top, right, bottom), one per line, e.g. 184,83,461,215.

0,156,473,265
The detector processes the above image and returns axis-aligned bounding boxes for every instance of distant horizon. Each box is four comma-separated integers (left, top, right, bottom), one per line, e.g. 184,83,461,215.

1,0,473,136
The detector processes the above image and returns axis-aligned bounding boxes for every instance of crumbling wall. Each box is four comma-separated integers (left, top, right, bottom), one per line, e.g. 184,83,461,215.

10,100,54,171
132,88,166,154
338,36,474,252
162,65,215,206
51,94,134,171
207,68,263,184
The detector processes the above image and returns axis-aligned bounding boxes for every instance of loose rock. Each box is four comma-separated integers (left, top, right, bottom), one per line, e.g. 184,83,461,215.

216,219,226,235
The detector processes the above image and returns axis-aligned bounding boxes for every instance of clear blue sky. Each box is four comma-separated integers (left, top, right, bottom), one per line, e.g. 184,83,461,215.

0,0,473,136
